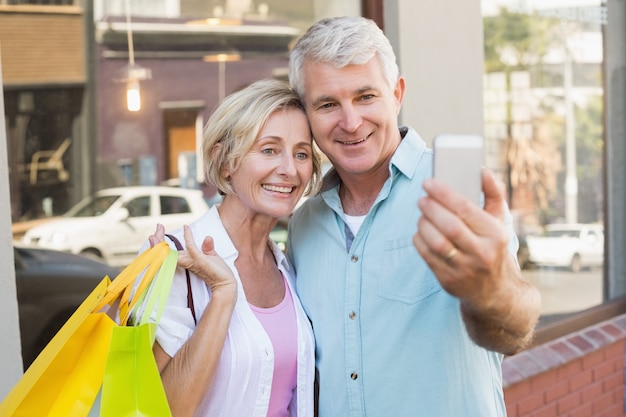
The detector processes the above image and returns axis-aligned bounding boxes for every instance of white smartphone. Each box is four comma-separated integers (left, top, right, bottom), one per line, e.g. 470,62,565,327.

433,134,484,205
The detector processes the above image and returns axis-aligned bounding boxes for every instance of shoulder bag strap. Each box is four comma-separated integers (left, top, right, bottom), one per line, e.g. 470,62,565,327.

165,234,198,325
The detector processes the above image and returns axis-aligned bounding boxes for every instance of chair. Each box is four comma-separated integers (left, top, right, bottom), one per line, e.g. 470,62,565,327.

21,138,71,185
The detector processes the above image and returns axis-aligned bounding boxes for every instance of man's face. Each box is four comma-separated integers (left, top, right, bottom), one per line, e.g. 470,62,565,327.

301,57,405,180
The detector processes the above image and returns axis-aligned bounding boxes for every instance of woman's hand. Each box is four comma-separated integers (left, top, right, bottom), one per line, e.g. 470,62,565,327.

149,224,237,294
178,225,237,294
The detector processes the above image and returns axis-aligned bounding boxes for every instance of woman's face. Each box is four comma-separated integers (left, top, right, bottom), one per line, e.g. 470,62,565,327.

226,108,314,220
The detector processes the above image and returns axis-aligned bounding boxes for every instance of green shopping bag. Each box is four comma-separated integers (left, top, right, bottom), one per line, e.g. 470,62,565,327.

98,248,177,417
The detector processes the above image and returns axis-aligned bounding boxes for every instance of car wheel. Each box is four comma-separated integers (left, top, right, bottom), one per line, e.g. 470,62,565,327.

80,248,103,262
570,254,582,273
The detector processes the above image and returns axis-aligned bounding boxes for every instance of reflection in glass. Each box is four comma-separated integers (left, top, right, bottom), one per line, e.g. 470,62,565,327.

482,0,605,320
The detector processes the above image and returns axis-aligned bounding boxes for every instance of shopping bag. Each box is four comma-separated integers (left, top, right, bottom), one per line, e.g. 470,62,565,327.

0,242,172,417
97,248,177,417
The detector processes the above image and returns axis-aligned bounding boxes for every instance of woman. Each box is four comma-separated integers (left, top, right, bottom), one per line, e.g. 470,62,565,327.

148,79,322,417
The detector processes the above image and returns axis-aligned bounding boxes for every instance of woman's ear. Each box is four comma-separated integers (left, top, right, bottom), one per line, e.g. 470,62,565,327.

211,142,230,179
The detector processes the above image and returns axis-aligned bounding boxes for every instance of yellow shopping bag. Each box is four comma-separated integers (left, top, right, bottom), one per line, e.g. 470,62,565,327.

0,242,172,417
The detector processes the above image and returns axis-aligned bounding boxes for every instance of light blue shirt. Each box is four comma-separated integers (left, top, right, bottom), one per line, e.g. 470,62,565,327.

288,127,514,417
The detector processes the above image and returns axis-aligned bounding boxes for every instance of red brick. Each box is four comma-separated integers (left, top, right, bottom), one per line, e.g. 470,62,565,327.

585,328,612,347
518,391,546,415
612,386,625,405
582,348,605,369
602,373,623,392
505,379,532,402
529,371,559,393
603,342,625,362
568,334,595,353
568,402,595,417
528,402,558,417
557,360,583,379
598,403,626,417
582,380,604,403
511,352,545,378
557,391,582,414
593,391,616,414
569,368,593,390
545,379,570,403
528,344,565,370
593,360,617,381
550,341,581,362
599,323,624,339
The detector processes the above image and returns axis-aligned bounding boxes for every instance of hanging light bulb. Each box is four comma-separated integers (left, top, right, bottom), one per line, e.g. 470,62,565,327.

119,0,150,112
126,79,141,112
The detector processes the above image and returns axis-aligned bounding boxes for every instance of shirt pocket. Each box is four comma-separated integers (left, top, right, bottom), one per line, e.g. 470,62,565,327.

377,236,442,304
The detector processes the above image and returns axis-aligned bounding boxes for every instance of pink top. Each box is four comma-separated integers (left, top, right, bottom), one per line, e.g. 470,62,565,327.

250,275,298,417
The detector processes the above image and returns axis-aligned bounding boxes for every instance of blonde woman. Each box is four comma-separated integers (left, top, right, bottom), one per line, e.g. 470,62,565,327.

148,79,322,417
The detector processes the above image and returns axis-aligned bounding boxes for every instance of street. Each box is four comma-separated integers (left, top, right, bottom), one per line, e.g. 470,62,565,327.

522,267,603,316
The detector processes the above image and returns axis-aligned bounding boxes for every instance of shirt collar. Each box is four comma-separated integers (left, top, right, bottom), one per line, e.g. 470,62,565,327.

204,205,292,273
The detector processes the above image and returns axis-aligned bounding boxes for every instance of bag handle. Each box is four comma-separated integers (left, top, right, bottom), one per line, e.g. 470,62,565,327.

92,241,170,325
165,234,198,325
127,248,178,332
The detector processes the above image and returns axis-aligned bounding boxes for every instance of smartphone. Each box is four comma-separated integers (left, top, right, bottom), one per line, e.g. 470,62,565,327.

433,134,484,205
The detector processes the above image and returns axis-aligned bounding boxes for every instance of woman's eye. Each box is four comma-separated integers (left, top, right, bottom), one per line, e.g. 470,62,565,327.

295,152,309,160
262,148,276,155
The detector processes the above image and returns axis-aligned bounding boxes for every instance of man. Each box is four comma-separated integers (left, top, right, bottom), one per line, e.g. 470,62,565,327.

286,16,541,416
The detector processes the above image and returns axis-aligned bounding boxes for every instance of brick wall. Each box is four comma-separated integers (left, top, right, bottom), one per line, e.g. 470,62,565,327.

503,315,626,416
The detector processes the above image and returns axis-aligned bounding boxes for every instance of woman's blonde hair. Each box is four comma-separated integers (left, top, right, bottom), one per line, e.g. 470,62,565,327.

202,78,322,196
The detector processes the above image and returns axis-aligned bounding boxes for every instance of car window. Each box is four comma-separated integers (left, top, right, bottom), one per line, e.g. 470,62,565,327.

545,229,578,238
160,195,191,215
66,195,120,217
124,196,151,218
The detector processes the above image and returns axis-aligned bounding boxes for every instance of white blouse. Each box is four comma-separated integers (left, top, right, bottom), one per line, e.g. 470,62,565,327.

155,206,315,417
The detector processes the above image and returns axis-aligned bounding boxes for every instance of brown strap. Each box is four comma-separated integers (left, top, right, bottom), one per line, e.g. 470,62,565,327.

165,234,197,325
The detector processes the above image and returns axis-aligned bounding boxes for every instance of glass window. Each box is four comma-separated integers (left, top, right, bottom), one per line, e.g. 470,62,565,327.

482,0,606,324
124,196,150,218
160,195,191,215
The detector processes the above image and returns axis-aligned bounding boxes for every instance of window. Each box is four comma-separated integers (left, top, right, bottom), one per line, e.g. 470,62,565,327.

124,196,150,218
160,195,191,215
482,0,608,328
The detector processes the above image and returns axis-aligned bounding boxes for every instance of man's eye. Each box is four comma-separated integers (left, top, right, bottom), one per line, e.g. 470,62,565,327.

361,94,375,101
319,103,334,110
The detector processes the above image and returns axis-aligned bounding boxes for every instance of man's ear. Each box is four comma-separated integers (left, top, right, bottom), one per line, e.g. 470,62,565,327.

393,76,406,115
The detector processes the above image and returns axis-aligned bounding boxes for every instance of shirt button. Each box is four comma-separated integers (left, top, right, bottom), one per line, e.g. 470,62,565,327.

351,255,359,262
350,372,358,380
348,311,356,320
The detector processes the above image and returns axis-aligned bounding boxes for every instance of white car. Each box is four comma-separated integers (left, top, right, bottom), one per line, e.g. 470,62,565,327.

22,186,209,267
525,223,604,272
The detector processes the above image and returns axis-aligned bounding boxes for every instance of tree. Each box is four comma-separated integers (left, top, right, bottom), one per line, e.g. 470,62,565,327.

484,8,565,225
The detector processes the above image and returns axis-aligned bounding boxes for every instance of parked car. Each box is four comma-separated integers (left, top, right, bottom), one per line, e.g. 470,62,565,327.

14,244,120,368
525,223,604,272
21,186,209,267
